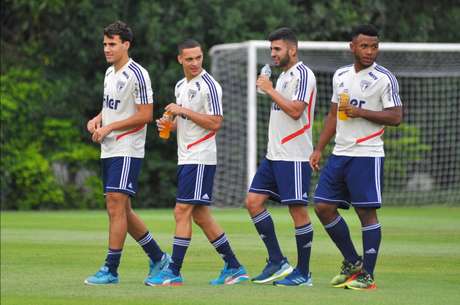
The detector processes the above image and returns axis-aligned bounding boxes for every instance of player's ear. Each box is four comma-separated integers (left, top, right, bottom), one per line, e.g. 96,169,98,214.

123,41,130,50
177,54,182,64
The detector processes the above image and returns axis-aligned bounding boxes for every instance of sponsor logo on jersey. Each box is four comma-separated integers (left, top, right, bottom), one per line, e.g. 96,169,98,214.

103,95,121,110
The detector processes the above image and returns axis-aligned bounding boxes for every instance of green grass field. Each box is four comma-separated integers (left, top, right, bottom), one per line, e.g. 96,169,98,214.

2,206,459,305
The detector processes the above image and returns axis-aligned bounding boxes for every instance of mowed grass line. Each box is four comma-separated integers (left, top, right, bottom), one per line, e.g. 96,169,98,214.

1,207,459,305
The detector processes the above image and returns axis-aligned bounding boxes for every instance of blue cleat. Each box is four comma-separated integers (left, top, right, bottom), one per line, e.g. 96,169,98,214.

251,257,293,284
210,264,249,285
144,253,171,284
273,269,313,287
145,268,183,286
84,266,119,285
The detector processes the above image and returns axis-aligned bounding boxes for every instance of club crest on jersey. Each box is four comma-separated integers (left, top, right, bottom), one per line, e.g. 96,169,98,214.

188,89,197,101
338,82,344,88
116,80,126,92
360,80,371,92
195,82,200,90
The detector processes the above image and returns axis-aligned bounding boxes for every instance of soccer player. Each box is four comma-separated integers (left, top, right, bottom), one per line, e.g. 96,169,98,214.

246,27,317,286
84,21,169,285
146,39,248,286
310,24,403,290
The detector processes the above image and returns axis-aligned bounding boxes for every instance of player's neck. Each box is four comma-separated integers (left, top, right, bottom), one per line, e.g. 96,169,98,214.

354,61,373,73
282,59,298,72
113,55,130,72
185,68,203,81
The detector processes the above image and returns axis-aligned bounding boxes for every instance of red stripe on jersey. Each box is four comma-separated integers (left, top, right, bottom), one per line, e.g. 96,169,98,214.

116,125,145,141
187,131,216,149
281,90,315,144
356,128,385,144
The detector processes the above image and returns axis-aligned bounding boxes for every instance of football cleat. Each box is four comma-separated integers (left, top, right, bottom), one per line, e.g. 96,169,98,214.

210,264,249,285
251,257,293,284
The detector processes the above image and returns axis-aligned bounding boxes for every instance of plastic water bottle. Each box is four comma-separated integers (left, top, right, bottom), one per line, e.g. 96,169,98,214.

159,111,173,139
257,64,272,95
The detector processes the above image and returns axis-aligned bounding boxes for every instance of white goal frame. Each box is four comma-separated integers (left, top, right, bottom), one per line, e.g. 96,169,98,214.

210,41,460,190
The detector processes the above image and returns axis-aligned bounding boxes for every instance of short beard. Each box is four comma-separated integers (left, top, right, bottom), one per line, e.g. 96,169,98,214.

277,54,290,68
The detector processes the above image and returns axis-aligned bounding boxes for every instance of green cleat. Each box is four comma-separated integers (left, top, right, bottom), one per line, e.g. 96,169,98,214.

346,271,377,290
330,259,362,288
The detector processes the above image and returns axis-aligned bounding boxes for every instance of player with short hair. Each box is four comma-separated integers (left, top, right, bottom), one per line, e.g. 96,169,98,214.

146,39,248,286
310,24,403,290
84,20,169,285
246,27,317,286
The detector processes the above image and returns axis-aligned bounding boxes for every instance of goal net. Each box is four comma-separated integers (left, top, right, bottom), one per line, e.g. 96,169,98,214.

210,41,460,206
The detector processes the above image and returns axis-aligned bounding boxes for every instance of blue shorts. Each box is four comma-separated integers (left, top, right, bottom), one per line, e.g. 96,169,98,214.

314,155,384,209
176,164,216,205
249,158,312,205
102,157,142,196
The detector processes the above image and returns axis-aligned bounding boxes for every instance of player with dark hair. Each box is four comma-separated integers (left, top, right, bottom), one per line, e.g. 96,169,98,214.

146,39,248,286
246,27,317,286
310,24,403,290
84,21,169,285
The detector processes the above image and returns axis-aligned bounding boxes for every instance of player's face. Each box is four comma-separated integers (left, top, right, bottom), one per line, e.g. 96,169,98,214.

351,34,379,69
178,47,203,79
270,40,294,69
103,35,129,65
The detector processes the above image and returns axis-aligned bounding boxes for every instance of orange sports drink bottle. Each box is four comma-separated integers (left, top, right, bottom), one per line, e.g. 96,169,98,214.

159,111,173,139
338,91,350,121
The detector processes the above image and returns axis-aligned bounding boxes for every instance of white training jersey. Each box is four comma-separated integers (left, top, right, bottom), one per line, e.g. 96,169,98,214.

175,70,223,165
266,61,317,161
100,58,154,158
331,62,402,157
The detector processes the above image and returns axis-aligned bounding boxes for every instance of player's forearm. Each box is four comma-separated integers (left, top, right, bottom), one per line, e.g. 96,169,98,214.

266,88,304,120
315,109,337,152
181,108,222,132
106,108,153,132
356,106,403,126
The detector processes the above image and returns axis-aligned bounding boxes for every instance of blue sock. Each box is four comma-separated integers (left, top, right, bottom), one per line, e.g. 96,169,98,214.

211,233,240,269
104,248,122,276
136,231,164,263
295,223,313,276
169,236,191,276
362,223,381,276
324,215,360,264
251,209,283,263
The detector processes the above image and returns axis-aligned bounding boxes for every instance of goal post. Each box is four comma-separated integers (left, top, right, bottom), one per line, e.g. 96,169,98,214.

210,41,460,206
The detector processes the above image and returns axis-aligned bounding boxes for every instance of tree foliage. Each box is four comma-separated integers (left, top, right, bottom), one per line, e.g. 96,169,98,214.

1,0,458,209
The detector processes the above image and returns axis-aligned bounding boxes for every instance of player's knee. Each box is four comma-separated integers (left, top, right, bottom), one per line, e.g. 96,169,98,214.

192,213,207,228
314,203,330,217
174,204,192,222
106,193,127,215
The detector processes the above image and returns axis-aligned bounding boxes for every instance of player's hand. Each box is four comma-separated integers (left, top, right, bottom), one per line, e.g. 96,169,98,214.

309,150,322,171
87,117,101,134
340,104,361,118
256,75,273,94
165,103,183,116
156,118,167,131
91,125,111,143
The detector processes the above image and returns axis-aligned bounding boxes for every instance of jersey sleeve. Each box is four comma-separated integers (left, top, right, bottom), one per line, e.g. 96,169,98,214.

331,71,339,104
292,67,315,103
381,72,402,108
203,77,223,116
133,69,154,105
